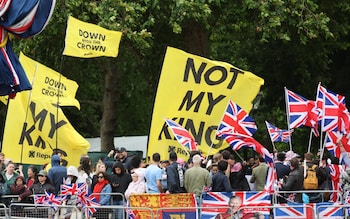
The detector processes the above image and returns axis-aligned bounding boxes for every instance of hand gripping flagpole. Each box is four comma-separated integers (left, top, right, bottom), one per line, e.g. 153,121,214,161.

284,87,293,151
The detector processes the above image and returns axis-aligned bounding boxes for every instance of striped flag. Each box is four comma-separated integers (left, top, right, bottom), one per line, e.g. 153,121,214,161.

164,118,198,151
265,121,292,143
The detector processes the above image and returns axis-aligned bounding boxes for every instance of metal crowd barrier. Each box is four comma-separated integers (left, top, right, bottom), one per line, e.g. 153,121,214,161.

272,189,343,204
82,205,154,219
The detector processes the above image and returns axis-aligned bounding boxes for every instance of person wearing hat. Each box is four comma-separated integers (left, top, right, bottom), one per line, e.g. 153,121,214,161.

116,147,134,173
24,169,55,195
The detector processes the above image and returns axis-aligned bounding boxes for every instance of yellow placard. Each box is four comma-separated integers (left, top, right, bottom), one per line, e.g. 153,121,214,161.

63,16,122,58
147,47,264,161
19,52,80,109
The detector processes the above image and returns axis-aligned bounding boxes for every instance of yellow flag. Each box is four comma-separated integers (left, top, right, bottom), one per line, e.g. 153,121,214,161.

63,16,122,58
19,52,80,109
2,93,89,167
147,47,264,161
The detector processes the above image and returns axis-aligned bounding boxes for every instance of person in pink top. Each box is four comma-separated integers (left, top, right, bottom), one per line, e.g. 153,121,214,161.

125,168,147,200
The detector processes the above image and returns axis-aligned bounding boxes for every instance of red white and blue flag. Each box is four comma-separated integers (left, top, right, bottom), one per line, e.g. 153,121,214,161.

216,100,257,138
316,84,350,133
44,191,62,211
201,191,271,219
82,194,100,217
325,131,342,158
274,203,343,219
265,121,292,143
329,164,342,203
164,118,198,151
221,133,276,193
285,88,319,136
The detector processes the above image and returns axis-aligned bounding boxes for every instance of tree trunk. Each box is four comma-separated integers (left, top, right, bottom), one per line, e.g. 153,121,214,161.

183,20,209,57
100,59,118,152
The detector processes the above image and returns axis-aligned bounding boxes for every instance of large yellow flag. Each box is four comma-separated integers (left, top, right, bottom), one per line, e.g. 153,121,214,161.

2,96,89,167
19,52,80,109
2,54,89,167
63,16,122,58
147,47,264,161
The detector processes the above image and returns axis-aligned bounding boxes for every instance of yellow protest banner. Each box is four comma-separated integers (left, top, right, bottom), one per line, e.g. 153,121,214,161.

147,47,264,161
2,95,89,167
19,52,80,109
63,16,122,58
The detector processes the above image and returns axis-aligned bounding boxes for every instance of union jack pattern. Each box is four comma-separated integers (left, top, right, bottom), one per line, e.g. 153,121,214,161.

285,88,319,136
223,133,276,193
44,191,62,211
325,131,342,158
329,164,342,203
216,100,257,137
274,203,343,219
164,118,198,151
201,191,270,219
265,121,292,143
82,194,100,217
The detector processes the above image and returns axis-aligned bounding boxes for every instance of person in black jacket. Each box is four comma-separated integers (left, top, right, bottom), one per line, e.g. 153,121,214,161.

281,158,304,203
109,161,132,219
166,151,186,194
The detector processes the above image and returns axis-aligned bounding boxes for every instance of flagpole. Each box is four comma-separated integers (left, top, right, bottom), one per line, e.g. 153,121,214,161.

265,121,277,152
206,99,230,159
55,55,66,151
307,130,313,152
21,64,38,164
284,87,293,151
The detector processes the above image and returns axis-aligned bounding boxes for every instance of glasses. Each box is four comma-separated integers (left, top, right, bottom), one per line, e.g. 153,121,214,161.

98,176,104,179
38,175,46,177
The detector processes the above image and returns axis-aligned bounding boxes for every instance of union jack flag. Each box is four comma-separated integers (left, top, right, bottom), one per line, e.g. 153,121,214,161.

329,164,342,203
164,118,198,151
223,133,276,192
201,191,270,219
265,121,292,143
82,194,100,217
274,203,343,219
325,131,342,158
34,195,46,204
61,183,79,196
316,85,348,133
285,88,319,136
44,191,62,211
216,100,257,138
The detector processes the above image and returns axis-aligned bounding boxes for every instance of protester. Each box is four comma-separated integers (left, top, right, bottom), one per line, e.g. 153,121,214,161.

145,153,163,193
109,161,131,219
211,160,232,192
229,156,250,191
2,161,19,194
26,165,38,188
116,147,134,173
250,156,268,191
92,171,112,219
63,165,80,219
166,151,186,194
281,157,304,203
48,154,67,195
184,154,210,204
125,168,147,200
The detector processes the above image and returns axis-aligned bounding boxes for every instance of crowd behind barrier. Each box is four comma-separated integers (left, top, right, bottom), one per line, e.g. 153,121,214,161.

0,190,349,218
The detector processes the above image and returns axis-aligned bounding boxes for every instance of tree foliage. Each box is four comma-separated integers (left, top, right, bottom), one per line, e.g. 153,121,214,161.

5,0,350,155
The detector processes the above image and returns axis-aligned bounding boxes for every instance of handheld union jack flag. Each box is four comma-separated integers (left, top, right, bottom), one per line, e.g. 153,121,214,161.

325,131,342,158
164,118,198,151
316,84,350,133
265,121,292,143
285,88,319,136
44,191,62,211
216,100,257,138
34,195,46,204
83,194,100,217
223,133,276,193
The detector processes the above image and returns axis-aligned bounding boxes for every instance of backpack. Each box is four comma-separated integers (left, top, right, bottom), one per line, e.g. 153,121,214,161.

304,164,318,189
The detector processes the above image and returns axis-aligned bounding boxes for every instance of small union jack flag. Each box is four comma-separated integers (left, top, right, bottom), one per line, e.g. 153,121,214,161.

216,100,257,138
83,194,100,217
44,191,62,211
265,121,292,143
164,118,198,151
34,195,46,204
285,87,319,136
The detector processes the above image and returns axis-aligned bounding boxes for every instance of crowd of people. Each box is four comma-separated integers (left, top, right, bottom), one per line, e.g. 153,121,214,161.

0,145,349,218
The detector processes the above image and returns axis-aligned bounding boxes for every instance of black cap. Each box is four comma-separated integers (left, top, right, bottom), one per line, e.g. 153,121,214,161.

118,147,126,153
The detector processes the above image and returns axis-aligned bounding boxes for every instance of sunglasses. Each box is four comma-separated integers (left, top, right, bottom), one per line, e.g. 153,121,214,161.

98,176,104,178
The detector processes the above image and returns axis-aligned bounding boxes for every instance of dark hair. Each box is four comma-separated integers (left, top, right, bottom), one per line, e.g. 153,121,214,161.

97,171,109,182
218,160,228,172
131,156,142,169
228,154,235,160
277,152,286,162
152,153,160,162
79,157,92,175
169,151,177,161
221,150,231,160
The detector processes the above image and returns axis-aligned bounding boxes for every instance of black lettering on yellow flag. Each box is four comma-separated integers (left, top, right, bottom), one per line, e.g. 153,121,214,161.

148,47,264,161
